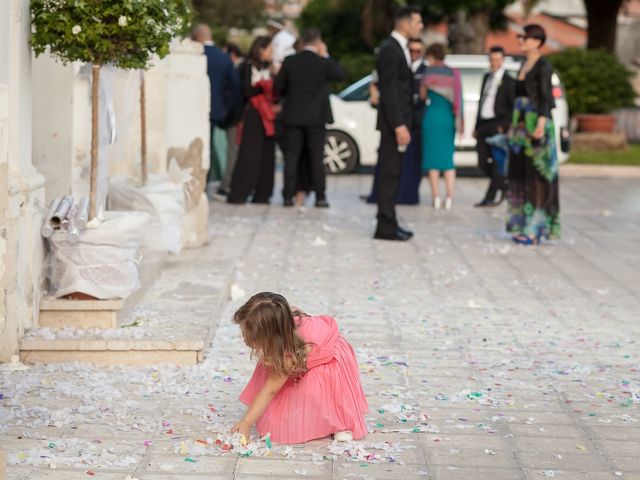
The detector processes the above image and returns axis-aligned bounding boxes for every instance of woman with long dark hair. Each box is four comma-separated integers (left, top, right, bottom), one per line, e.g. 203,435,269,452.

507,24,560,244
228,37,278,204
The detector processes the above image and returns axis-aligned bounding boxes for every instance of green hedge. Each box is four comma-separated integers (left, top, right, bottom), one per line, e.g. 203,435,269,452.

549,48,635,115
333,52,375,92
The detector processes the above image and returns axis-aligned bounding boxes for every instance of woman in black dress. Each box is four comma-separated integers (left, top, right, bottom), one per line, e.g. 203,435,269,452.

506,23,560,244
228,37,278,204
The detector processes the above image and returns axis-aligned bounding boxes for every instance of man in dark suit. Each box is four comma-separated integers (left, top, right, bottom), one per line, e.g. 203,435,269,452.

374,6,423,241
275,28,344,208
192,24,240,192
474,46,515,207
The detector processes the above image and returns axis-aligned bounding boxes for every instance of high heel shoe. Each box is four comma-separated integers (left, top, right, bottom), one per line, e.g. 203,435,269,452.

512,233,540,245
444,197,453,210
433,197,442,210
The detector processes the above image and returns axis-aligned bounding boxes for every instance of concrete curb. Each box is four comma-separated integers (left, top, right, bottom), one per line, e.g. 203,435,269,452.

560,163,640,177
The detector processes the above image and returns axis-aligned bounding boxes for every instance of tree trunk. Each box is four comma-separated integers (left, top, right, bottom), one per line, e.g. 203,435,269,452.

140,71,148,186
449,11,470,54
89,64,100,220
467,8,491,54
585,0,622,52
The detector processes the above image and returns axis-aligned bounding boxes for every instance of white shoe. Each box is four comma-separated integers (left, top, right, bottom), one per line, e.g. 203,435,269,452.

433,197,442,210
444,197,453,210
334,431,353,442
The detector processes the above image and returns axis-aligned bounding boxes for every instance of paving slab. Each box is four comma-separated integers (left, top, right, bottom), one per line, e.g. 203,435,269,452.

1,175,639,479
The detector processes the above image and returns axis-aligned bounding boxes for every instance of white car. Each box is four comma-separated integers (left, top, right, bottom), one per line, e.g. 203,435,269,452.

323,54,571,174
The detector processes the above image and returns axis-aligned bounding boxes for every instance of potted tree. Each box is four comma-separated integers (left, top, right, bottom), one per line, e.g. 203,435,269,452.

31,0,187,218
550,48,635,133
31,0,187,302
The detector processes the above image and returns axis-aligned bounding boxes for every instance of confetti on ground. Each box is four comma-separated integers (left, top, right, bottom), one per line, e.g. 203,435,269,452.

2,179,639,477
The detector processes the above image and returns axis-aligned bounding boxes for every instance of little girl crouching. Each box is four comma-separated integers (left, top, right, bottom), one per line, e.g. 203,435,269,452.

231,292,368,444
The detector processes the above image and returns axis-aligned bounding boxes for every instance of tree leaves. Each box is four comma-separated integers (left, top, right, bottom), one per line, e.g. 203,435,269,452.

30,0,191,69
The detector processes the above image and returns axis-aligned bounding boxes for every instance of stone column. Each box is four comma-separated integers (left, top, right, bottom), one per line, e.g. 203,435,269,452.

0,0,46,362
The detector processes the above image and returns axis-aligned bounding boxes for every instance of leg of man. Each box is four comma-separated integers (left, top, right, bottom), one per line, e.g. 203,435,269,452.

221,125,239,192
306,125,327,201
476,120,500,202
253,136,276,203
283,125,305,202
375,130,403,237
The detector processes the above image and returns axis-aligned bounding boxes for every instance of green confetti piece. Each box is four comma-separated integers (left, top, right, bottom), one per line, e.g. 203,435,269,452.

184,457,196,463
265,435,272,449
588,413,597,417
375,422,384,428
48,442,56,449
412,427,421,433
378,409,385,414
241,450,253,457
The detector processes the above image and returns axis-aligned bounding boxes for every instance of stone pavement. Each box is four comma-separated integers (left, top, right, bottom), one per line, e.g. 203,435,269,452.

1,174,640,480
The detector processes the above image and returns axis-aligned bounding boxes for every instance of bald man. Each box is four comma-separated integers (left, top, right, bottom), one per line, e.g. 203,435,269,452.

192,24,240,194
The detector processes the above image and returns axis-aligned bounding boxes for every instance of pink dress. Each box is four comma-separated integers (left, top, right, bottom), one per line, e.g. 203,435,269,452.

239,315,368,444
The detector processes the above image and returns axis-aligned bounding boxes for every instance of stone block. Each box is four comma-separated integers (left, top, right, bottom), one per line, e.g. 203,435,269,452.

142,455,236,475
19,349,198,366
334,462,431,479
38,309,117,329
0,448,5,480
429,466,525,480
515,452,610,471
236,458,331,478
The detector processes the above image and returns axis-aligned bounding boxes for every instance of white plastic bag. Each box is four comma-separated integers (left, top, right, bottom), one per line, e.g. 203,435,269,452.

48,211,149,299
108,174,185,254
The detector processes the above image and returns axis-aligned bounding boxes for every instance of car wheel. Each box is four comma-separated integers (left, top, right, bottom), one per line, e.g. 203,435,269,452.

324,130,359,174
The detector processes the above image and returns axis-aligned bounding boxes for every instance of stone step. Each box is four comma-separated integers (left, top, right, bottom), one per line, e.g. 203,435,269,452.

38,251,167,330
20,246,234,366
19,338,204,366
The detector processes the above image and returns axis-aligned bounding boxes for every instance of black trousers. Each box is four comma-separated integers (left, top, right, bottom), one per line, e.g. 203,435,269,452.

375,130,403,236
283,125,327,201
228,106,275,204
476,118,506,201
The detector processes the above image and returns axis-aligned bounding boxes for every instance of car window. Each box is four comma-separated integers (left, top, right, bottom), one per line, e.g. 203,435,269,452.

457,67,519,100
339,77,371,102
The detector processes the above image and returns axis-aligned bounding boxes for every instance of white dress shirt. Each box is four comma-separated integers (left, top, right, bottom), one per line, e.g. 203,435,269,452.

391,30,411,67
480,67,505,120
272,29,297,66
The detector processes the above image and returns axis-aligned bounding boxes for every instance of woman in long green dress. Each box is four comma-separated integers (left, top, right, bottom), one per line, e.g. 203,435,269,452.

419,43,463,211
507,24,560,244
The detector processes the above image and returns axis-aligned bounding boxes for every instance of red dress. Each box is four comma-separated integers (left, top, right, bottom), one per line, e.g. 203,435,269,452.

239,315,368,444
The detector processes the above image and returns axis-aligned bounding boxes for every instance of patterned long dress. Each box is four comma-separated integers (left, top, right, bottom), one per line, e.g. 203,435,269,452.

506,80,560,240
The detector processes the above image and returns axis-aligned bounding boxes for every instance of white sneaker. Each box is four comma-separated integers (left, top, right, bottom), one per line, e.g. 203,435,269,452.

433,197,442,210
334,431,353,442
444,197,453,210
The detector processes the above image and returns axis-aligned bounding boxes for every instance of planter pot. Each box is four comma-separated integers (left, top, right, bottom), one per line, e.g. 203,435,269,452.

48,211,150,300
576,114,617,133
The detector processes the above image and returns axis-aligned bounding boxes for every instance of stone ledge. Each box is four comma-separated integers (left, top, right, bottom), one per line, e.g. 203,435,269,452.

559,164,640,178
40,298,124,311
571,132,628,152
19,349,200,366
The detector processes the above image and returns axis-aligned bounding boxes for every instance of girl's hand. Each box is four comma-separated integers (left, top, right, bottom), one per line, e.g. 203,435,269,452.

231,419,251,437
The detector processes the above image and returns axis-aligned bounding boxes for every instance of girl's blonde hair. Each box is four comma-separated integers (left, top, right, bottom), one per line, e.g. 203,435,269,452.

233,292,309,377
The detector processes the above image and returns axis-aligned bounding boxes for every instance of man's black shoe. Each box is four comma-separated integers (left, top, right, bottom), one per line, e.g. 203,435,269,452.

373,229,412,241
474,198,494,207
315,199,330,208
397,226,413,237
283,198,294,207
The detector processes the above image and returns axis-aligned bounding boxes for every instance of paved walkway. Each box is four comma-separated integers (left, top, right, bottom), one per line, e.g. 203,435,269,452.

1,175,640,480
